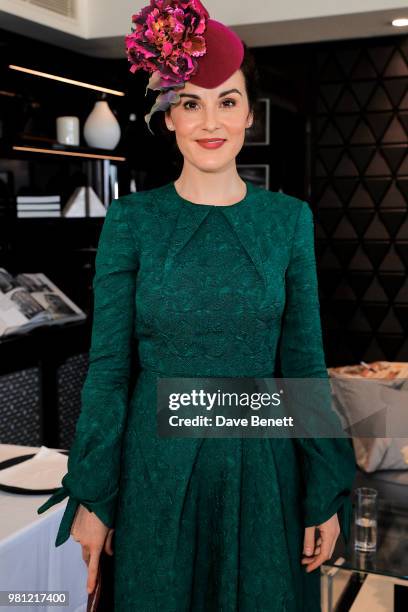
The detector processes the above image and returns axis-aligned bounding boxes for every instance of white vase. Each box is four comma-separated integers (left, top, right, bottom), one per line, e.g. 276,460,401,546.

83,100,121,150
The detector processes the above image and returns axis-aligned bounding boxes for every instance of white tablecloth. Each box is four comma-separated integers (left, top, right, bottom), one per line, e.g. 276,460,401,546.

0,444,88,612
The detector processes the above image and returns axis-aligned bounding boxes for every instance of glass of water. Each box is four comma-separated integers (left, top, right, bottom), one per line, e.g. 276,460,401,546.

354,487,378,552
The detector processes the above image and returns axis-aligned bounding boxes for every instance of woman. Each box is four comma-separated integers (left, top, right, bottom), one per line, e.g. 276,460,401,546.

37,2,356,610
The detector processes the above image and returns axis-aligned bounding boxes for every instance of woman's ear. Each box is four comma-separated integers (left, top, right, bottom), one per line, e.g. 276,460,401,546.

246,109,254,129
164,110,175,132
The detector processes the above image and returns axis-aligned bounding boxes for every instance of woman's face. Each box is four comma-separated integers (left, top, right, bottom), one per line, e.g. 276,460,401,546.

164,68,253,171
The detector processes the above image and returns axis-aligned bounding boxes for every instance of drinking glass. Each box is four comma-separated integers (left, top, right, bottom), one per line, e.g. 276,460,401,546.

354,487,378,552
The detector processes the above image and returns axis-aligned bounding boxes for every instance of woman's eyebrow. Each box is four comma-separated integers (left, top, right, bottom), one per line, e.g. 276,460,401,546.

178,88,242,100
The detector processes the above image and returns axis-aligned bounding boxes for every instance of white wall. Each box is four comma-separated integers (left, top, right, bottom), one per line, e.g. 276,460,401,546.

0,0,88,37
0,0,407,55
87,0,408,38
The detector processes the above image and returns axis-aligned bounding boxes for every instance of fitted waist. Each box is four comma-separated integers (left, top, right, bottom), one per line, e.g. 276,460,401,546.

138,365,276,378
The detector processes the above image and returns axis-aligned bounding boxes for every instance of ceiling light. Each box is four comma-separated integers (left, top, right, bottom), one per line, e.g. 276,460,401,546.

392,18,408,27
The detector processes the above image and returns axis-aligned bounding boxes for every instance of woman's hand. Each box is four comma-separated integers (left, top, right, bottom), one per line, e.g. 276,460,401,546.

301,512,340,573
70,504,114,594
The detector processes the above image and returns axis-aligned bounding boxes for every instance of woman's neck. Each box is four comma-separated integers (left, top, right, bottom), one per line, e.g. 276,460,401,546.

174,167,247,206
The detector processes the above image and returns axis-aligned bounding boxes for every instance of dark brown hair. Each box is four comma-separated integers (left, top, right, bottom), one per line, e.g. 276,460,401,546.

149,41,260,143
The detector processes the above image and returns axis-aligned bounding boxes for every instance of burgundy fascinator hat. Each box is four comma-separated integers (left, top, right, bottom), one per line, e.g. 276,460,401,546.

124,0,244,134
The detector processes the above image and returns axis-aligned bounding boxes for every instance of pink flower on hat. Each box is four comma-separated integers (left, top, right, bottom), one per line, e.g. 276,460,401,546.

125,0,210,86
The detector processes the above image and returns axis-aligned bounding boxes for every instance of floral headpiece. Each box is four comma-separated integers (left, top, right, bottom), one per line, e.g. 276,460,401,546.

125,0,210,134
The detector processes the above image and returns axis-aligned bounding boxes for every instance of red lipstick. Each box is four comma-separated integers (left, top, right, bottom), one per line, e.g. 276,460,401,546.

196,138,226,149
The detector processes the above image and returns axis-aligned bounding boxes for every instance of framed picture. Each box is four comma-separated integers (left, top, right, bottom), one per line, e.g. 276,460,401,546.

244,97,270,146
237,164,270,190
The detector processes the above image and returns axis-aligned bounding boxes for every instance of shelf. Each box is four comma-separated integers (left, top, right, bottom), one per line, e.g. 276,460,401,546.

8,64,126,98
0,138,127,162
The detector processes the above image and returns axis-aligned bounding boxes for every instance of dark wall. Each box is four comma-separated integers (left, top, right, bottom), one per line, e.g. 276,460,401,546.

239,35,408,364
311,35,408,365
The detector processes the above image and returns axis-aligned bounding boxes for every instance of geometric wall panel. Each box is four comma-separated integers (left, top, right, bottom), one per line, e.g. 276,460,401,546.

379,245,406,271
396,178,408,200
379,211,406,236
377,272,406,300
380,182,406,208
381,145,406,171
312,35,408,365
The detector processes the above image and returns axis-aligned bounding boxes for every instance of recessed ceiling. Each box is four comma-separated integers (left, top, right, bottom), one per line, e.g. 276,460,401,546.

0,5,408,58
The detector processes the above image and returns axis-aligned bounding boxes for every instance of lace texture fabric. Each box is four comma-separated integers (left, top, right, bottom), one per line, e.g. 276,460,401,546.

37,180,356,611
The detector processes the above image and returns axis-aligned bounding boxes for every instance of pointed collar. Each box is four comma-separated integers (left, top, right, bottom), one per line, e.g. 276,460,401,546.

162,180,266,286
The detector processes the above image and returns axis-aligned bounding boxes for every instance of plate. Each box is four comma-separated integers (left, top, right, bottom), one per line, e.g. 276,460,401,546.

0,451,69,495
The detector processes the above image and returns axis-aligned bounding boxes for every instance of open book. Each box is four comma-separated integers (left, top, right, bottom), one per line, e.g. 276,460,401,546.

0,267,86,338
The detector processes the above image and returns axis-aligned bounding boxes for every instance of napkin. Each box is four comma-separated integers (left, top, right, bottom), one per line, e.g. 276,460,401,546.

0,445,68,490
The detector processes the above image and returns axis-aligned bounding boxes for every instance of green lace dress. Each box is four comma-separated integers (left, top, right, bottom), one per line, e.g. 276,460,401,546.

37,180,356,611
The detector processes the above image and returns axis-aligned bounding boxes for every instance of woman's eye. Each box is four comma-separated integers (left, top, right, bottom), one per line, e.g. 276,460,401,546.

183,101,198,110
182,99,237,110
222,98,236,107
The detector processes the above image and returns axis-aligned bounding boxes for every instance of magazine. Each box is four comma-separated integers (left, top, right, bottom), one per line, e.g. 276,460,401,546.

0,267,86,338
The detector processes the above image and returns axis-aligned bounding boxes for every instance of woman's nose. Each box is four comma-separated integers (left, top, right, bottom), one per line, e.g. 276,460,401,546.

201,107,220,131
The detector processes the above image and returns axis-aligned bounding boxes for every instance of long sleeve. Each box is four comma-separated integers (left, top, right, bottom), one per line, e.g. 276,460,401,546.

279,200,356,546
37,197,139,547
